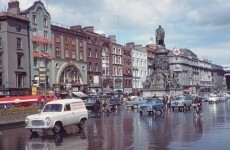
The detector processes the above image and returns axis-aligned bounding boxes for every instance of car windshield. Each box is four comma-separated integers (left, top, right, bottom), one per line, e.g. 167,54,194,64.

175,97,185,100
43,104,63,112
87,99,96,103
145,98,161,103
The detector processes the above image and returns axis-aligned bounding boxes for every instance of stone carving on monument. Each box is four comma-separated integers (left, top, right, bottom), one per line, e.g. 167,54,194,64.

142,25,182,96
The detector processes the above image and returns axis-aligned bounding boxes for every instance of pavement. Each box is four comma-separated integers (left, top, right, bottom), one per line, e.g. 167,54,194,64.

0,114,27,129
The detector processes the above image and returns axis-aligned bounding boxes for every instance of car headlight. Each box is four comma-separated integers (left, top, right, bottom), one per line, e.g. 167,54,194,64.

147,106,152,111
25,117,29,125
46,117,51,126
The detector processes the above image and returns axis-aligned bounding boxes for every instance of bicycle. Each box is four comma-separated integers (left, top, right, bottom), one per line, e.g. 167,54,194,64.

192,103,202,118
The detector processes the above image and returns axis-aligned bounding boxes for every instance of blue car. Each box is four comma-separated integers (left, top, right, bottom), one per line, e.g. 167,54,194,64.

139,98,165,115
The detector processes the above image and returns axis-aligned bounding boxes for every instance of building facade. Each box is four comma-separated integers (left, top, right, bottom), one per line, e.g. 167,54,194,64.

21,1,52,90
0,1,31,96
51,25,88,96
131,43,148,95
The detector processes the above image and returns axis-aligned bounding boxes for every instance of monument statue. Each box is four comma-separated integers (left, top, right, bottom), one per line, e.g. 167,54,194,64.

155,25,165,47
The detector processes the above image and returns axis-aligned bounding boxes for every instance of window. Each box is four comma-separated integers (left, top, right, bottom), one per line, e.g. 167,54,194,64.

33,57,38,67
16,73,24,88
17,54,23,68
55,36,60,43
88,48,91,57
33,43,38,51
17,38,22,49
65,104,71,111
44,44,48,53
0,73,2,87
65,49,69,58
71,39,75,45
118,48,121,55
95,63,98,72
44,31,48,39
95,49,98,58
32,28,37,36
113,47,116,54
55,47,61,57
79,52,83,60
16,25,21,32
118,56,121,64
88,62,91,71
32,15,36,24
43,18,48,27
71,51,76,59
79,41,83,47
113,55,116,63
64,37,68,44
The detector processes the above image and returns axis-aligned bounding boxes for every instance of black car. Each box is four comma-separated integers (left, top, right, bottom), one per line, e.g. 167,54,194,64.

110,98,121,110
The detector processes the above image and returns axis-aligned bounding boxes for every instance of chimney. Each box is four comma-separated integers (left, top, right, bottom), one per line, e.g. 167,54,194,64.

70,25,82,32
8,1,20,15
83,26,94,32
108,35,116,43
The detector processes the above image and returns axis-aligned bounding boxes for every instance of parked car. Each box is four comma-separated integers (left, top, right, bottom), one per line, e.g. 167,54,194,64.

110,98,121,110
139,98,165,115
125,97,146,109
208,94,220,104
85,98,97,111
25,99,88,134
171,96,193,111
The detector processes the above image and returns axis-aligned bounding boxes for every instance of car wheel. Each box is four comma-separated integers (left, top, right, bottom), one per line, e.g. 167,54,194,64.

153,108,156,114
133,104,138,109
114,105,118,110
78,119,86,129
30,129,38,134
52,122,62,134
183,105,186,111
160,107,164,113
140,111,143,115
172,106,175,111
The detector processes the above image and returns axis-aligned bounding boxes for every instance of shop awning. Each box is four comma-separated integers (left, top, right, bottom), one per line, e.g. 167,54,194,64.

72,92,88,98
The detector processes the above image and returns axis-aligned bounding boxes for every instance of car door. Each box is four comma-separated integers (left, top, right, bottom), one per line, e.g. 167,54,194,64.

63,103,76,126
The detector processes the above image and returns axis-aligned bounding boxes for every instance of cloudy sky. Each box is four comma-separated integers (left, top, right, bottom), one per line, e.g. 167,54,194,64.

1,0,230,66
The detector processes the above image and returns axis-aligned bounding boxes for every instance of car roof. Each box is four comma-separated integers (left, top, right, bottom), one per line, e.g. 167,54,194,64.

46,98,84,105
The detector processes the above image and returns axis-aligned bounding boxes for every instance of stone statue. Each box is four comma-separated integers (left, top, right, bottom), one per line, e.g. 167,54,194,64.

155,25,165,47
142,76,152,89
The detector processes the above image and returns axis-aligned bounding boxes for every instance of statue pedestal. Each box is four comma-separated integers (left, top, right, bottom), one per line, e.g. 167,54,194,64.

142,45,183,97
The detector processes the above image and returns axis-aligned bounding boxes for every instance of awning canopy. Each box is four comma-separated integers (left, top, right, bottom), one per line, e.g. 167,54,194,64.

72,92,88,98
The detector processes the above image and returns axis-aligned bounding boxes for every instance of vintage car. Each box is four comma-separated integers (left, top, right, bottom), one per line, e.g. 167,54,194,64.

171,96,193,111
125,97,146,109
25,99,88,134
208,94,220,104
85,98,97,111
110,98,122,110
139,98,165,115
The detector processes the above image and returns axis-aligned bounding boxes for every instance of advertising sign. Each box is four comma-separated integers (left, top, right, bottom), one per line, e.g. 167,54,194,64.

39,67,46,83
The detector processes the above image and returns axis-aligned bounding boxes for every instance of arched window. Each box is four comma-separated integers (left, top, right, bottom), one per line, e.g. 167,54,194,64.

60,65,81,84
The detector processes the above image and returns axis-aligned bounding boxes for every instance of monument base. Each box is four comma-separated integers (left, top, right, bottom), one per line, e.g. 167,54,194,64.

142,89,184,97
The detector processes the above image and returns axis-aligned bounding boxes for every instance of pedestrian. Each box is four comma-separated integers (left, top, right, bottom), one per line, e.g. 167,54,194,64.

105,98,111,113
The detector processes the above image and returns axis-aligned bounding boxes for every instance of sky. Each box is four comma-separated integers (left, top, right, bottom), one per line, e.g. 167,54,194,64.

1,0,230,67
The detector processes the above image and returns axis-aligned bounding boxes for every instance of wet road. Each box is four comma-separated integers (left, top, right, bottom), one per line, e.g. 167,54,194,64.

1,101,230,150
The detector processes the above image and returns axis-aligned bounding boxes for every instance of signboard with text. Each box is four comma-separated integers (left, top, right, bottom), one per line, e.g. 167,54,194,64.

39,67,46,84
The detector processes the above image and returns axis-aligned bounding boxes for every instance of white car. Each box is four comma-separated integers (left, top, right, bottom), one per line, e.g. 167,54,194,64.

171,96,193,111
25,99,88,134
208,95,220,104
